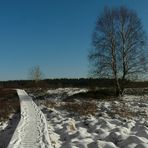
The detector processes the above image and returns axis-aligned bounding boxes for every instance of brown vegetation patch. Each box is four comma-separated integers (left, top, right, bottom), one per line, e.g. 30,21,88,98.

45,100,59,108
44,99,97,116
63,101,97,116
0,88,20,122
64,89,116,101
110,102,135,119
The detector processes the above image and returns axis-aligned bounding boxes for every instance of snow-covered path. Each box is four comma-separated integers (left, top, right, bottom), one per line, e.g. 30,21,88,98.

8,89,52,148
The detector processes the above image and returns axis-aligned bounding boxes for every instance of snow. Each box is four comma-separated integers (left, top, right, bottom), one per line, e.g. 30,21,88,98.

8,89,52,148
40,88,148,148
47,88,88,100
1,88,148,148
47,88,87,95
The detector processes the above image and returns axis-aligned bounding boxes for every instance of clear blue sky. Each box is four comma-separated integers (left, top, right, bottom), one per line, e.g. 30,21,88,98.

0,0,148,80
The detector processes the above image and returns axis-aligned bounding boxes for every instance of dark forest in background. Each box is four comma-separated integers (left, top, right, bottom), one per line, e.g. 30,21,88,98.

0,78,148,89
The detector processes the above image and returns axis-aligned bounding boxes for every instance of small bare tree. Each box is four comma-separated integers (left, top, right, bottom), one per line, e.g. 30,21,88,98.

89,6,147,96
29,65,43,83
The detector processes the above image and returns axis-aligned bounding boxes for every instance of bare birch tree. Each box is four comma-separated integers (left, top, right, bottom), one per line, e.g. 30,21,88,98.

29,65,43,83
89,6,147,96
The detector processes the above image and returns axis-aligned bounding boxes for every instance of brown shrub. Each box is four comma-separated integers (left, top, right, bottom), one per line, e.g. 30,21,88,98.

64,89,116,102
63,101,97,116
0,89,20,122
110,102,135,119
45,100,58,108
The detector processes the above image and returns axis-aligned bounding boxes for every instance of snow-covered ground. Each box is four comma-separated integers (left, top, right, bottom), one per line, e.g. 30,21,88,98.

38,88,148,148
47,88,87,97
0,88,148,148
8,89,52,148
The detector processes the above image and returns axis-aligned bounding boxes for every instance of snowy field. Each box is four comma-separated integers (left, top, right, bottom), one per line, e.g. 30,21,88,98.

0,88,148,148
36,88,148,148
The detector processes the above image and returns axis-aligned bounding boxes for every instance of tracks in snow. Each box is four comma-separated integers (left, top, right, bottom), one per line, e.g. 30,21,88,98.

8,89,52,148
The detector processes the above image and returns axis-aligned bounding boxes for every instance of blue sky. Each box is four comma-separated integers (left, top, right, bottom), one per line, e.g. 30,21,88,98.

0,0,148,80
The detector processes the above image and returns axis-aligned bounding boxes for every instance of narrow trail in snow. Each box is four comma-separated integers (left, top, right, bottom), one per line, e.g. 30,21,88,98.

8,89,52,148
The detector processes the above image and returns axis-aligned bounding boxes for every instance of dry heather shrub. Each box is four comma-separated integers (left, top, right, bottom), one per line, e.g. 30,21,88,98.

0,101,10,121
110,102,135,119
63,101,97,116
0,89,20,122
45,100,59,108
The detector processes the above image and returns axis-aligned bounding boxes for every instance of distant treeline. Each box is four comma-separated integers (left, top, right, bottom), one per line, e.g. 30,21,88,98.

0,78,148,88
